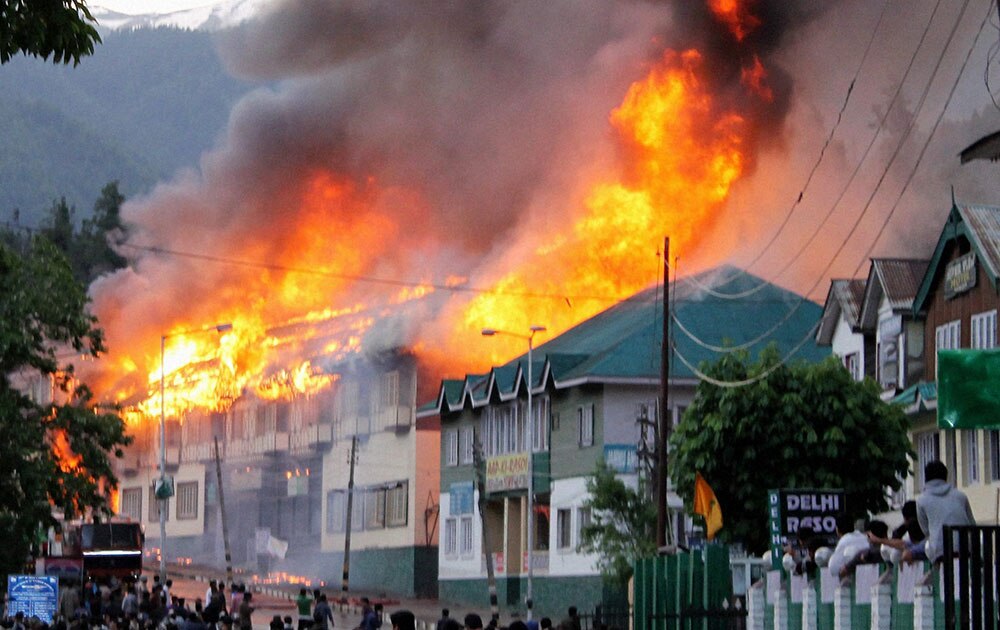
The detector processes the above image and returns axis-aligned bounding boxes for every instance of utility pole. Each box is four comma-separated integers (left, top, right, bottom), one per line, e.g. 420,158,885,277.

473,439,500,623
341,435,358,593
656,237,671,549
213,437,234,588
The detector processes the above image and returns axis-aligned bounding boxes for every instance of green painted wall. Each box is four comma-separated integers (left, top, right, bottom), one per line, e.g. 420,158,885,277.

550,385,604,480
287,545,438,598
440,575,607,620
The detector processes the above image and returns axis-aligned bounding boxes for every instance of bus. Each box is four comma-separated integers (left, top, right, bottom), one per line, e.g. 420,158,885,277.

39,521,144,582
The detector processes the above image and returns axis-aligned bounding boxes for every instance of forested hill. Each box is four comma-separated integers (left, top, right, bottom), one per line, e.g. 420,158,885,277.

0,27,258,225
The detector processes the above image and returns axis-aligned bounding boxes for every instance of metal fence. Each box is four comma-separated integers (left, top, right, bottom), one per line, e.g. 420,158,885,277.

942,525,1000,630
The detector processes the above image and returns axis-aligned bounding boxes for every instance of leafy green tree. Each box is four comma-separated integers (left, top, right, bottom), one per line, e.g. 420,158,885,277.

1,0,101,65
0,235,129,577
579,459,657,583
78,181,127,281
669,347,913,554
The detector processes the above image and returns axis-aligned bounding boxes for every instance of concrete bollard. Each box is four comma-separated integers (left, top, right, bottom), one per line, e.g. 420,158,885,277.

801,580,817,630
869,579,892,630
747,580,767,630
913,581,935,630
773,583,788,630
833,580,851,630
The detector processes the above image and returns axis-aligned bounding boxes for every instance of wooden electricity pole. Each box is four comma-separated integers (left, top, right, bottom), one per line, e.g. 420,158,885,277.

213,437,234,587
341,435,358,593
656,237,671,549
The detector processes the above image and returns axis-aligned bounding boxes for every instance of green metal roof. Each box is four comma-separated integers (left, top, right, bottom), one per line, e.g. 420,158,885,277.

424,266,829,415
891,381,938,413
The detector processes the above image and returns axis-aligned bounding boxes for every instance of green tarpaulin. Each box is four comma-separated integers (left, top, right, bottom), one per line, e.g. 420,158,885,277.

937,350,1000,428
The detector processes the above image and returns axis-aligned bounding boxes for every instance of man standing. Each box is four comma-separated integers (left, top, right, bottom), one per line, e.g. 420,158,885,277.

390,610,415,630
295,589,312,630
917,460,976,562
238,592,255,630
313,594,335,630
436,609,450,630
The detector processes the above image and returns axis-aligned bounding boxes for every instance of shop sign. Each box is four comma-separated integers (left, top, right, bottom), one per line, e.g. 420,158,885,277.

944,252,977,299
485,453,529,493
768,488,843,569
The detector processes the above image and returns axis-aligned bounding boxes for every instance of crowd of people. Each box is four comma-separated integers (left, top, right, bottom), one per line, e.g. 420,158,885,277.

785,460,976,580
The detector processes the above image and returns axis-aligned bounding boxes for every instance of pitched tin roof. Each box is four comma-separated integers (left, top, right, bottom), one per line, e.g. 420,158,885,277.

859,258,929,329
914,202,1000,312
816,278,866,345
423,265,828,415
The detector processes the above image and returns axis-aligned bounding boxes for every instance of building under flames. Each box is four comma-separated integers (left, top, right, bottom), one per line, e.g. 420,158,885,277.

115,349,440,597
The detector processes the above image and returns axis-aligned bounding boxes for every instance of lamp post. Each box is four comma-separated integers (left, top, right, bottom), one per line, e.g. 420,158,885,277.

159,322,232,583
482,325,546,619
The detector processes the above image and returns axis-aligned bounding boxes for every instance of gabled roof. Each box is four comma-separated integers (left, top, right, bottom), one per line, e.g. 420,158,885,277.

422,265,828,416
891,380,937,415
914,202,1000,313
858,258,929,330
816,279,866,345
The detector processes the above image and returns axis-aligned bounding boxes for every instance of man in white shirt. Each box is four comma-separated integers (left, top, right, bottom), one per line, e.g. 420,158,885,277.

827,514,868,579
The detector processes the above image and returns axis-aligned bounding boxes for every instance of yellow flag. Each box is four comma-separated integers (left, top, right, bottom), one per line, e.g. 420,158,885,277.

693,472,723,540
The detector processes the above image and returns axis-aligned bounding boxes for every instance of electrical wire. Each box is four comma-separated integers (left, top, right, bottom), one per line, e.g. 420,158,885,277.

671,321,821,388
850,0,996,278
681,0,947,301
671,0,982,356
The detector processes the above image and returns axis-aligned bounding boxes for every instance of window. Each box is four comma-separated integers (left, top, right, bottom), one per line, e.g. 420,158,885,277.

843,352,861,381
326,491,346,533
148,486,168,522
460,427,475,464
557,509,572,549
365,487,386,529
531,397,550,452
578,404,594,447
459,516,474,555
964,430,980,486
176,482,198,520
990,431,1000,482
972,310,997,349
121,488,142,522
576,507,592,549
387,482,408,527
350,491,364,531
916,431,940,490
445,430,459,466
878,317,901,389
936,320,962,351
444,518,457,555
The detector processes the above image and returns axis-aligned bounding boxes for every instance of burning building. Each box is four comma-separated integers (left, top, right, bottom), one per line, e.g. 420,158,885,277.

115,340,440,596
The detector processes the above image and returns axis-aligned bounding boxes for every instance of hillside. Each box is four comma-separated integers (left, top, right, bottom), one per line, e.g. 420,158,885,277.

0,27,258,223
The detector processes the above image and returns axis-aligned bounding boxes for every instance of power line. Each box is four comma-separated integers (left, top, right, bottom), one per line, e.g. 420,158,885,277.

850,0,996,277
683,0,951,301
735,0,893,276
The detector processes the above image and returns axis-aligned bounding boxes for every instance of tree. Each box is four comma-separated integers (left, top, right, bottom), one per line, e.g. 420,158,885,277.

1,0,101,65
77,181,128,281
669,347,913,554
0,235,129,577
579,459,657,584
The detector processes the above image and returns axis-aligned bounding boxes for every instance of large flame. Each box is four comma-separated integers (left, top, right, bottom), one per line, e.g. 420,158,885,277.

97,0,773,420
459,49,747,360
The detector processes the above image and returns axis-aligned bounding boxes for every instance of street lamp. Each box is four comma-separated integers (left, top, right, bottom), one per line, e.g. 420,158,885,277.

481,324,546,619
158,321,232,583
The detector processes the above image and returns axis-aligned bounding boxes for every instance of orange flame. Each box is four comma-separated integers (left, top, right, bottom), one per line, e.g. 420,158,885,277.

51,429,82,472
459,49,747,361
741,54,773,102
708,0,761,41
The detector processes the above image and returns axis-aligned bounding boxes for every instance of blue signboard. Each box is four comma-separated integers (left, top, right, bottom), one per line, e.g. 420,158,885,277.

604,444,638,473
7,575,59,623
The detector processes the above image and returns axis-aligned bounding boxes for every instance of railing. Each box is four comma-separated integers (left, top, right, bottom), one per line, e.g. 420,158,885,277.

942,525,1000,630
